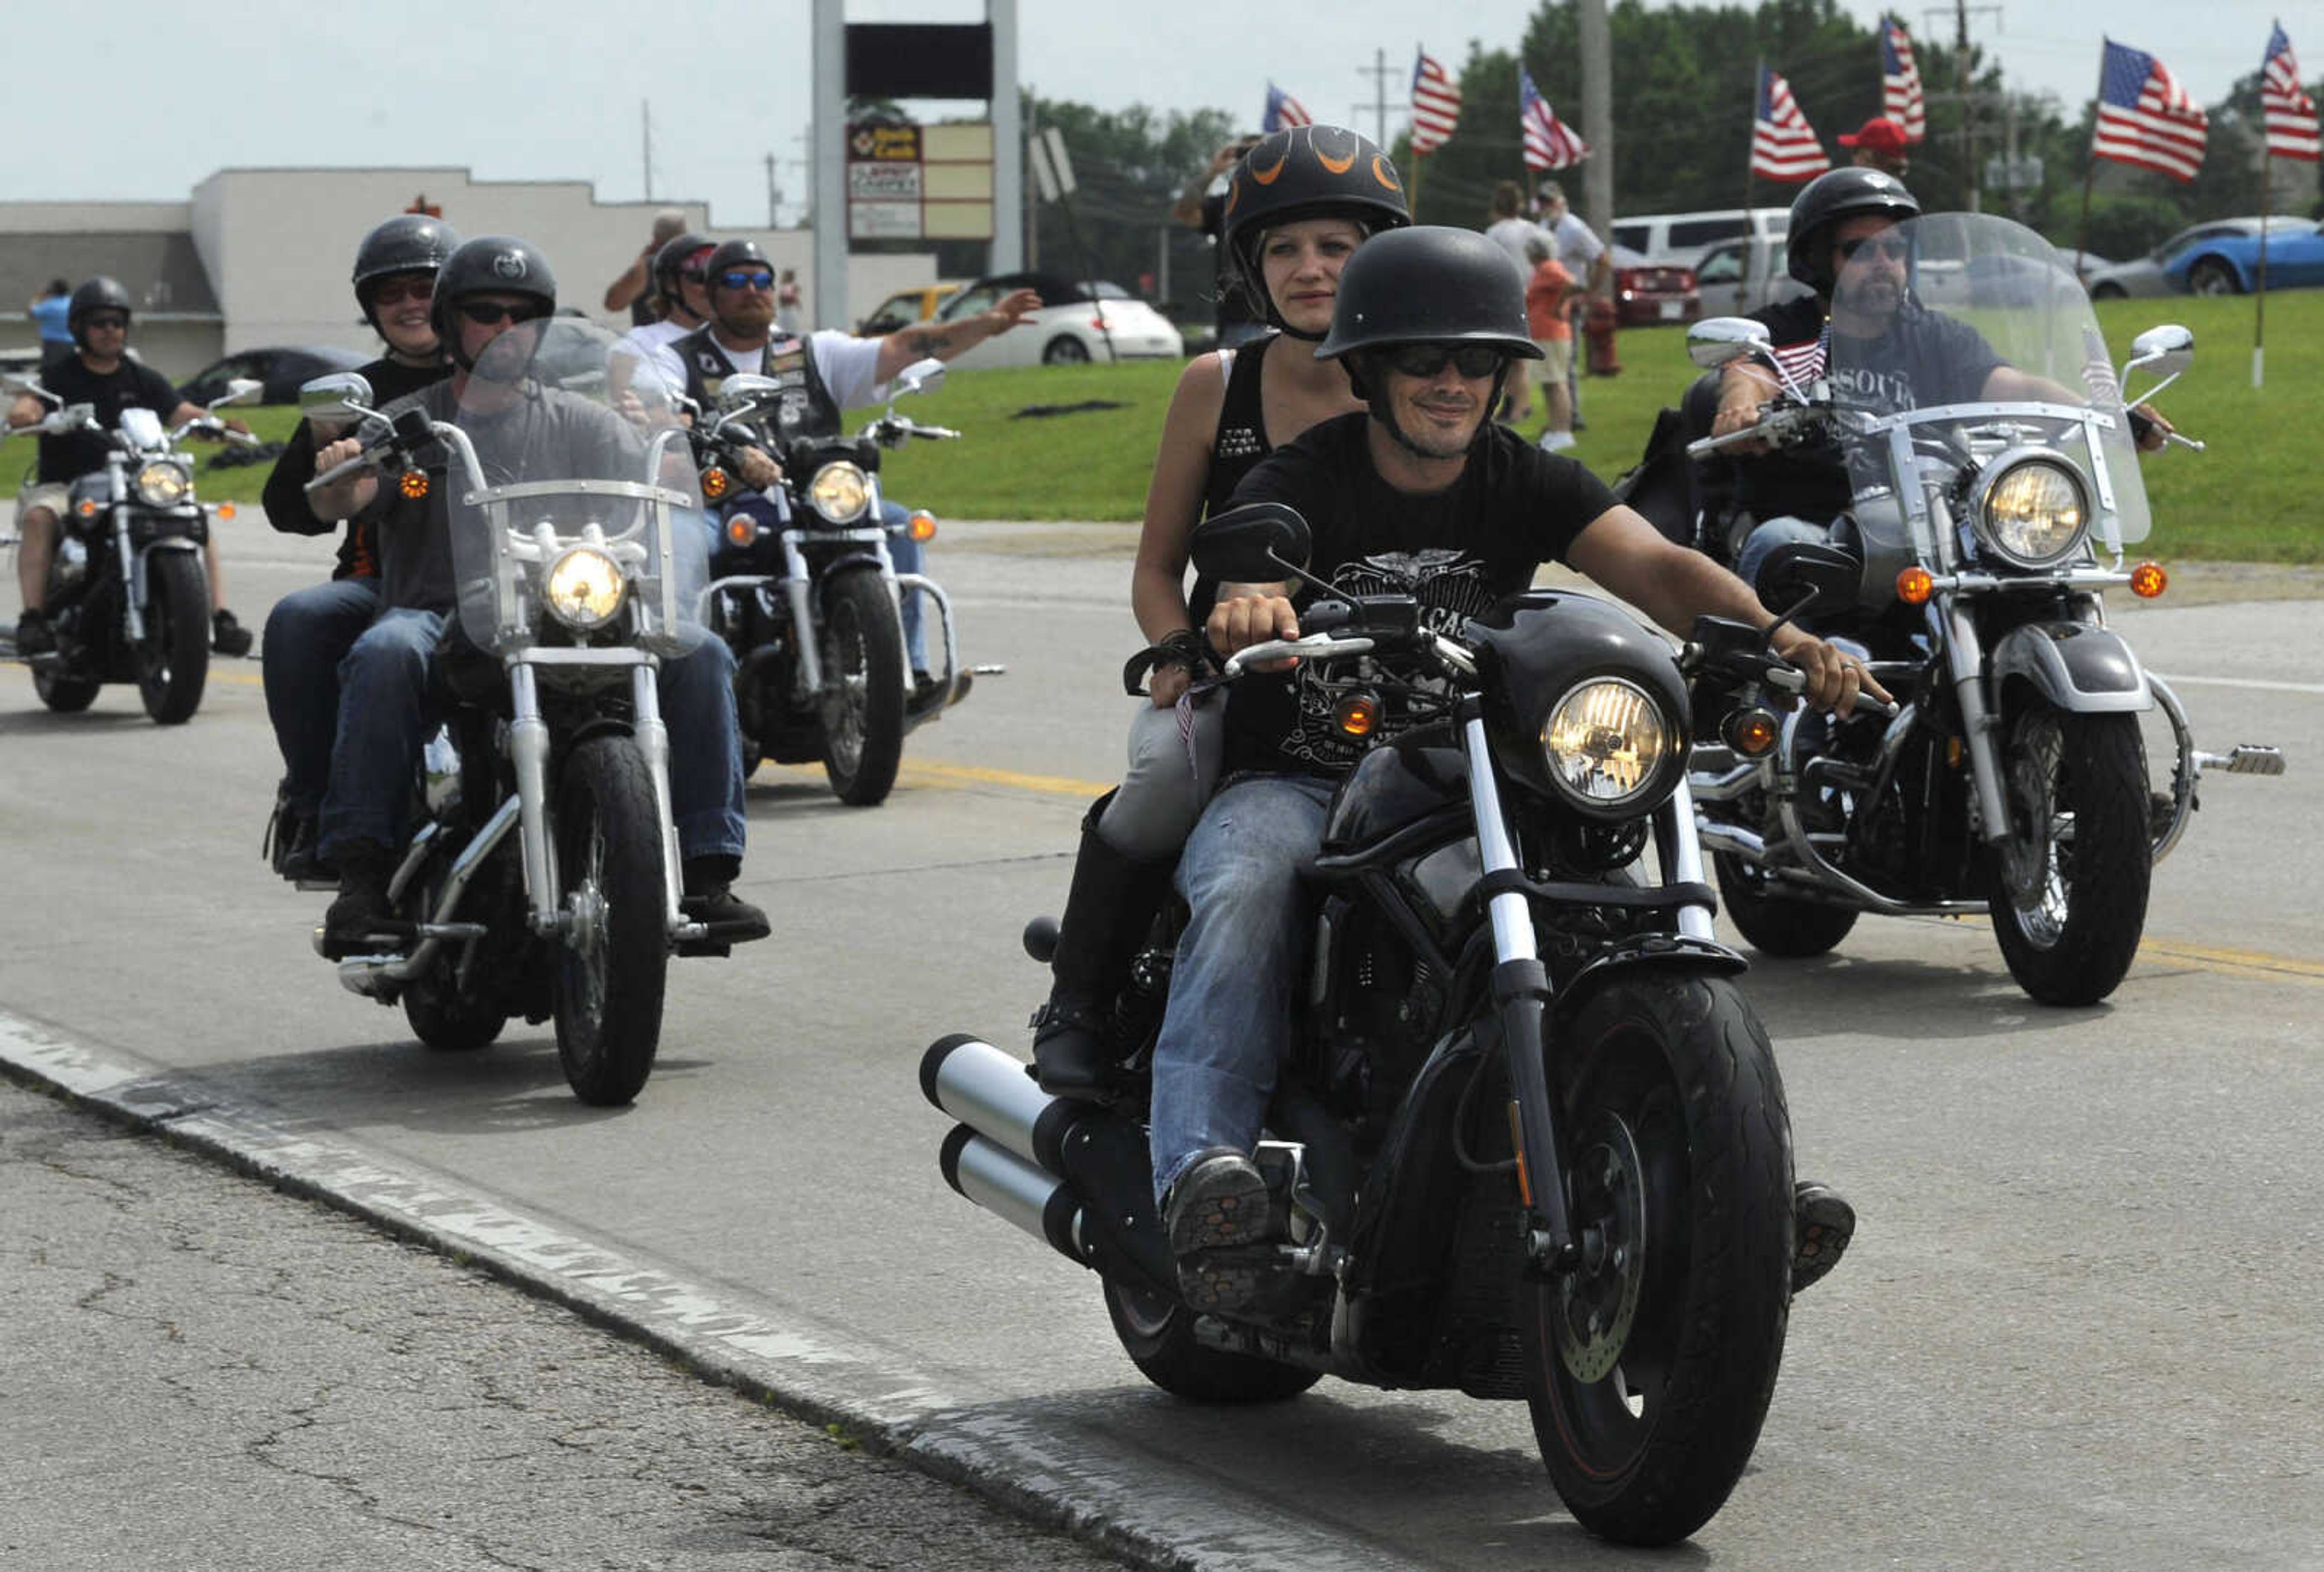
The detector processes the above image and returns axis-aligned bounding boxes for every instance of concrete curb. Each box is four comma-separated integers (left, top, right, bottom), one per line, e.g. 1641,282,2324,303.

0,1011,1418,1572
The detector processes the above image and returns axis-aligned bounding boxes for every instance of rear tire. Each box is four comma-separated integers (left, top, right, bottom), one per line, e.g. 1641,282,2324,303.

1101,1278,1321,1403
1041,335,1092,366
1525,972,1792,1547
1985,705,2150,1005
136,550,210,725
1713,852,1860,957
551,735,669,1105
817,569,905,806
2186,258,2240,296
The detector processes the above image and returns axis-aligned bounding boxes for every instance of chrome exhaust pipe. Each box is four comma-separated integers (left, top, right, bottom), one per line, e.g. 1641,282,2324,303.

920,1033,1082,1176
939,1126,1083,1263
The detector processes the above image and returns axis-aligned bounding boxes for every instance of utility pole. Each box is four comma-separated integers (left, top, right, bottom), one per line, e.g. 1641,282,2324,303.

1578,0,1614,243
766,153,780,228
1926,1,2002,211
1356,48,1400,150
641,100,654,202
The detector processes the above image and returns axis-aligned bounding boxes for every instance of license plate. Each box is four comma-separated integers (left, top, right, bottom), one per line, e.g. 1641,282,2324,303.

1658,300,1684,320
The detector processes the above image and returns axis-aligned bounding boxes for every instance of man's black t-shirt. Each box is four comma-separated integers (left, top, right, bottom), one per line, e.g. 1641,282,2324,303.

262,355,451,580
1735,295,2004,522
34,355,182,484
1219,413,1617,777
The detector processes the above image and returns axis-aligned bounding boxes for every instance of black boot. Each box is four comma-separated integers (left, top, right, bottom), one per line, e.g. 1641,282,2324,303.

1029,798,1179,1098
321,841,405,959
13,608,54,655
681,855,770,944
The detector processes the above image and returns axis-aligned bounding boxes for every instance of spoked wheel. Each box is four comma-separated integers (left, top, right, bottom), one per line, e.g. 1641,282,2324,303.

1526,972,1793,1547
1101,1277,1321,1403
816,569,906,806
551,735,669,1105
1713,852,1860,958
1984,704,2150,1005
136,551,211,724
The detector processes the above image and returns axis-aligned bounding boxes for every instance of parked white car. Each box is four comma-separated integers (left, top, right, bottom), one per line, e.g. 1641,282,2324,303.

932,271,1183,369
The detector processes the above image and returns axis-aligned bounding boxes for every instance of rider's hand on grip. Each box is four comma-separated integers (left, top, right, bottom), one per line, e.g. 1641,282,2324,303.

1207,589,1302,672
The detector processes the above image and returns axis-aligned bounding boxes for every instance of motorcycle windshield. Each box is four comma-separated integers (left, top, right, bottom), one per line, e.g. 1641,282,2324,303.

444,317,709,656
1827,212,2150,549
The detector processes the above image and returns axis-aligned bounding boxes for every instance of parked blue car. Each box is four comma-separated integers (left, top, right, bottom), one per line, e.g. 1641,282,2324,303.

2089,217,2323,298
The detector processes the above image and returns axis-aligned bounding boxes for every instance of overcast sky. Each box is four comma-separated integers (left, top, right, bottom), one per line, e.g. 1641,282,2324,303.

10,0,2300,229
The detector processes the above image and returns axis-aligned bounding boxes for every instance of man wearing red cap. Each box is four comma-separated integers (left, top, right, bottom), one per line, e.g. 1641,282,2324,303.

1838,116,1910,179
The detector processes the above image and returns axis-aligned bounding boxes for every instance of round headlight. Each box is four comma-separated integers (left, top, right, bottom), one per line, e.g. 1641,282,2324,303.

1978,459,2088,567
543,545,628,631
807,461,871,524
133,459,191,509
1541,677,1673,812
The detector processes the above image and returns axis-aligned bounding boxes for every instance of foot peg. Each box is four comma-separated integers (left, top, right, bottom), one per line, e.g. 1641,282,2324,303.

2201,744,2286,777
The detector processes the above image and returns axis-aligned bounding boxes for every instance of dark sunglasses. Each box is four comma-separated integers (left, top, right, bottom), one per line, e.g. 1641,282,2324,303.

372,277,435,305
1385,344,1505,380
718,270,776,291
455,300,550,326
82,313,129,331
1836,234,1911,264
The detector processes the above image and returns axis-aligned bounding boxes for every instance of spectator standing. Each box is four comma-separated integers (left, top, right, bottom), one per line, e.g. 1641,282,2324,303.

602,208,689,326
1170,135,1267,350
775,268,802,334
1483,180,1555,423
1536,179,1618,388
1522,233,1577,451
1838,117,1912,180
27,279,73,369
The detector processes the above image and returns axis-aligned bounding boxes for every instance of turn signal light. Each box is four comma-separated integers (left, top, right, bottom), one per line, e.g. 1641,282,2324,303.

215,502,237,522
907,508,937,543
398,469,429,499
1334,693,1379,738
701,467,731,501
1723,706,1782,757
2130,561,2168,599
725,513,758,547
1896,566,1935,605
75,498,99,518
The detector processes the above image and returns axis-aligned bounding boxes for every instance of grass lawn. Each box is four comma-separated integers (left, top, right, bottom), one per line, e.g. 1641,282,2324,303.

184,289,2319,561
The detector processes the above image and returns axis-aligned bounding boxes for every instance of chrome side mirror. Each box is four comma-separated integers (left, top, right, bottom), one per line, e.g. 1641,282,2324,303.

891,357,947,397
299,371,376,439
1686,317,1775,370
2125,324,2193,377
211,377,264,409
715,373,782,413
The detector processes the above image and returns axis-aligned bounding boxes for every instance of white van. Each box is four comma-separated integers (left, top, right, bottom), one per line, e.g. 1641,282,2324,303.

1610,208,1797,316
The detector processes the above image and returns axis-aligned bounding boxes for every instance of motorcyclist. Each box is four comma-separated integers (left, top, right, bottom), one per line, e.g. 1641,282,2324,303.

303,235,769,957
258,214,460,880
8,275,256,657
1712,168,2174,593
1029,123,1410,1097
670,238,1039,692
606,231,715,407
1147,226,1885,1312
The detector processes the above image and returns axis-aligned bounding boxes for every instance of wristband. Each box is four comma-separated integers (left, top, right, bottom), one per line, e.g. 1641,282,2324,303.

1121,628,1213,696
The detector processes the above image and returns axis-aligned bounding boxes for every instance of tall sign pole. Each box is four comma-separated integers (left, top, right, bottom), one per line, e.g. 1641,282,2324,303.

1578,0,1615,243
990,0,1023,272
812,0,847,331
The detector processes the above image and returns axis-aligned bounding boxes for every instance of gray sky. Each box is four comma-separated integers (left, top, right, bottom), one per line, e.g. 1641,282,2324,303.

10,0,2301,229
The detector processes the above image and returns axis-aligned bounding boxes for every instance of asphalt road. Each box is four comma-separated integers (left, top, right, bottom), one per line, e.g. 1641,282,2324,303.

4,510,2322,1570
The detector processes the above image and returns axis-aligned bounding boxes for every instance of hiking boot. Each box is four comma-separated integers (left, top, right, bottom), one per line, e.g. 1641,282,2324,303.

681,856,770,943
211,608,253,656
1791,1180,1856,1295
1164,1147,1273,1312
320,841,406,959
14,608,54,655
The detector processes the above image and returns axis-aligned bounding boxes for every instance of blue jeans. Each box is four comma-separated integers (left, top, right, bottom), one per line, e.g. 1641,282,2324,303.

881,499,928,673
317,609,746,865
1147,774,1336,1205
1734,516,1833,602
264,576,382,812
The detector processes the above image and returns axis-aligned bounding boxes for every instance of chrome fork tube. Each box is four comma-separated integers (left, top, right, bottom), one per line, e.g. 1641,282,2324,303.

1463,715,1536,962
1653,778,1718,940
779,531,822,692
630,662,686,928
508,660,560,929
1936,599,2011,842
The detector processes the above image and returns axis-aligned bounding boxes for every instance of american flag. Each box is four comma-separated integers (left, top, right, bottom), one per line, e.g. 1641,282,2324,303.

1881,16,1927,143
1519,67,1589,169
1410,49,1462,156
2262,24,2321,162
2092,39,2208,182
1751,65,1831,182
1263,82,1312,134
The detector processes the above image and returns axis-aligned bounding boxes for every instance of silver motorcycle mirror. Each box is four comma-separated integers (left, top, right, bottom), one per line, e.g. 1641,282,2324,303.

714,373,783,414
2120,323,2194,408
210,377,265,409
299,371,378,440
890,357,947,398
1686,317,1775,370
4,372,58,405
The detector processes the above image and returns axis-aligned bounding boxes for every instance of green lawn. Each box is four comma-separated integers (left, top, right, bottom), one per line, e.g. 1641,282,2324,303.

193,290,2322,561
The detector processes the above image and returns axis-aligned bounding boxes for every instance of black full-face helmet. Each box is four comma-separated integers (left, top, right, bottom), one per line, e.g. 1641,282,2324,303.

352,214,461,331
429,236,557,372
1786,167,1922,294
1219,124,1411,337
652,231,716,305
68,275,135,349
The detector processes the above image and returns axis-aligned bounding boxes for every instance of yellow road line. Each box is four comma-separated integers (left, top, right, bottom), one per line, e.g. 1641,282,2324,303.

2136,939,2324,984
759,757,1111,799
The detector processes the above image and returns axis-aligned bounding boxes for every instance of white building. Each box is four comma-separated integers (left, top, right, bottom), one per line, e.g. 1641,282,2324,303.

2,166,937,384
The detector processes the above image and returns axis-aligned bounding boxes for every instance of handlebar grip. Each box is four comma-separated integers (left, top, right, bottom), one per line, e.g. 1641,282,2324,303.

302,449,379,496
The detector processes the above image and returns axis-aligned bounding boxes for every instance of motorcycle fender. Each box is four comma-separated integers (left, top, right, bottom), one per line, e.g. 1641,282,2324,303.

1988,622,2152,714
1548,936,1751,1028
809,553,889,611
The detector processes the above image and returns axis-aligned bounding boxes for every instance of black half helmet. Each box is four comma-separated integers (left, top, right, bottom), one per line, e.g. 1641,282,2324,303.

1220,124,1411,327
703,238,770,289
1786,167,1922,293
428,236,557,370
652,231,717,299
68,275,135,347
352,214,461,326
1314,225,1543,364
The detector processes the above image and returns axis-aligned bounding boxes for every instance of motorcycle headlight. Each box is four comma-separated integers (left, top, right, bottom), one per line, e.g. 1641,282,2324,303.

1976,458,2089,568
807,461,871,524
1540,677,1673,813
543,545,628,631
133,459,192,509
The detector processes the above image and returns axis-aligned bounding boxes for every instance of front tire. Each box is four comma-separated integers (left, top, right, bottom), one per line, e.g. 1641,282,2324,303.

1985,705,2150,1005
2186,258,2240,296
1100,1278,1321,1403
136,550,209,725
551,735,669,1105
817,568,905,806
1526,972,1792,1547
1041,335,1092,366
1713,852,1860,957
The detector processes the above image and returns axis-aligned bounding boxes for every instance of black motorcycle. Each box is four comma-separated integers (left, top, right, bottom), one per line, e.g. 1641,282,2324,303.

4,373,261,722
687,359,979,806
922,503,1822,1547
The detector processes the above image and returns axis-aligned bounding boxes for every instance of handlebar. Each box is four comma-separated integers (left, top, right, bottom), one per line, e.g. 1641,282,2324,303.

1759,660,1900,720
1684,403,1823,461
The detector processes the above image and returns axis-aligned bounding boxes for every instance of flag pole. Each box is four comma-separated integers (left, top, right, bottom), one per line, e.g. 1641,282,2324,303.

2254,143,2271,387
2075,45,2106,278
1744,59,1762,220
1409,151,1424,221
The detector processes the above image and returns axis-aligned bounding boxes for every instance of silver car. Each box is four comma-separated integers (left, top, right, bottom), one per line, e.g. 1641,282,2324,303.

2085,217,2306,298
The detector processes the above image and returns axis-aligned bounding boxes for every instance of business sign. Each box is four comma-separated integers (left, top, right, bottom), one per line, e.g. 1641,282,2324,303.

846,120,994,242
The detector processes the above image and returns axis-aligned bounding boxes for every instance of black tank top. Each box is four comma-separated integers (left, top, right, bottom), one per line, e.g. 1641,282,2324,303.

1189,331,1279,628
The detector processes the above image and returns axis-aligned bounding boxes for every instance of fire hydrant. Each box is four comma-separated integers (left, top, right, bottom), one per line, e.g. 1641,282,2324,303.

1584,296,1622,376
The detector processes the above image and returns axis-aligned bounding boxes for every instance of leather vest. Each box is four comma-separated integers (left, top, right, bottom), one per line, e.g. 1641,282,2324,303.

674,326,842,441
